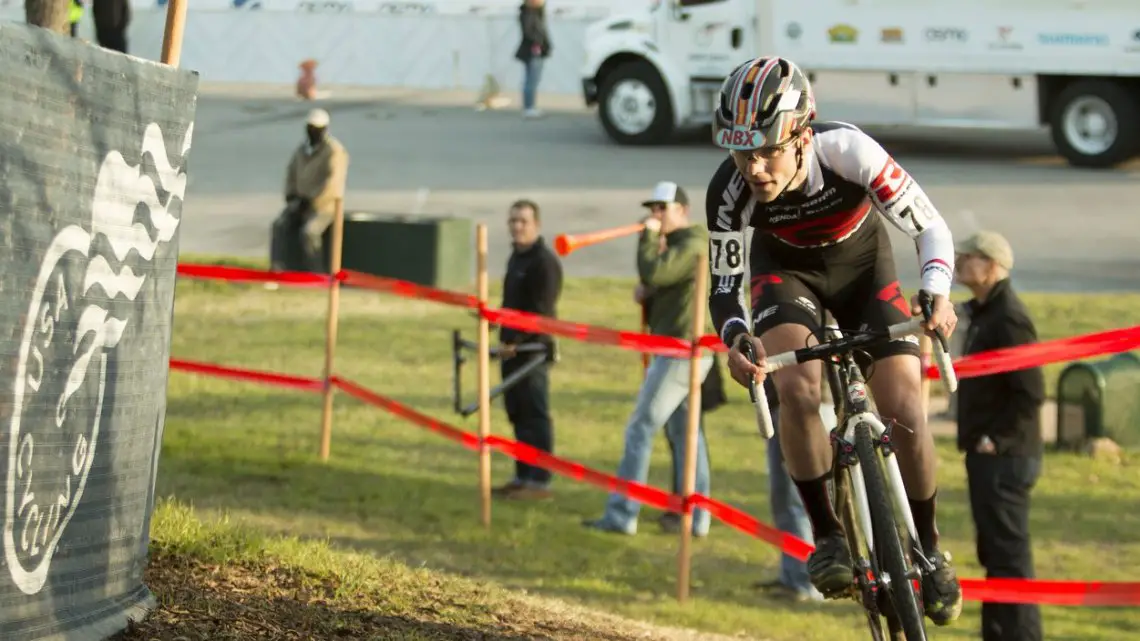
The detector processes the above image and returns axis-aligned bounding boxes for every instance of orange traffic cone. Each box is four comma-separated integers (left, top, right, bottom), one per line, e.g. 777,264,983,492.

297,59,318,100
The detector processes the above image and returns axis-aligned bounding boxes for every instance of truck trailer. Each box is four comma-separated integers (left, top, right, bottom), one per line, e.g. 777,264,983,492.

581,0,1140,168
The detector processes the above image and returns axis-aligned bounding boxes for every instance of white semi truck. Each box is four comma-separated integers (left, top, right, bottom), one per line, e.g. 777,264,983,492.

580,0,1140,168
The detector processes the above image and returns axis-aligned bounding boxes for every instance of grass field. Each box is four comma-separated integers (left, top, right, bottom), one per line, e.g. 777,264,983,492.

149,255,1140,641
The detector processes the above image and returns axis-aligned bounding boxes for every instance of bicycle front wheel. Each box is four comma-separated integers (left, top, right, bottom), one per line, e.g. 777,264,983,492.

853,420,927,641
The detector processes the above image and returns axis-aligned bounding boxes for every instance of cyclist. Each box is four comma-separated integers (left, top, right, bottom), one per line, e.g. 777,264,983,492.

704,56,963,626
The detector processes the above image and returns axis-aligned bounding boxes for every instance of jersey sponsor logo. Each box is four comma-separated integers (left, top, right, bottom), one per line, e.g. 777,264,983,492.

869,156,912,206
764,201,871,247
756,305,779,322
709,232,745,276
876,281,911,317
750,273,783,301
794,296,817,314
717,129,761,149
713,274,737,295
922,259,954,285
764,185,838,219
715,171,747,230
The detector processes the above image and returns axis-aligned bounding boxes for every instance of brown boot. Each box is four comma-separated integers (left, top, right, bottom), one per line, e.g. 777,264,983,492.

492,480,525,497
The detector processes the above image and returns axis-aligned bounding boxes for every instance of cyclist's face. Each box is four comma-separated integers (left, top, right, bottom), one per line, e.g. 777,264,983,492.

730,132,807,202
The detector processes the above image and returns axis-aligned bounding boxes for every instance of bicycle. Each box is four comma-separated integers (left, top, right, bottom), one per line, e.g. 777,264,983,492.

741,293,958,641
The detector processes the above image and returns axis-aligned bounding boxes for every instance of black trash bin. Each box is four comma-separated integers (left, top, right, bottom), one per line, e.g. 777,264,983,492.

331,213,474,290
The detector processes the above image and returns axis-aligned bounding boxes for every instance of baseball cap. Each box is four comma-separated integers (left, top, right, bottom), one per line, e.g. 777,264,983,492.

641,181,689,207
955,230,1014,270
306,108,330,127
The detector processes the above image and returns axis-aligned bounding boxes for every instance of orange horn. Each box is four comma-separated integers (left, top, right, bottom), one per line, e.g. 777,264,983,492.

554,223,646,257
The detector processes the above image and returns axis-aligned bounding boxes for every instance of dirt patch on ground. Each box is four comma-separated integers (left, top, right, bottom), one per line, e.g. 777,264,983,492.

114,546,757,641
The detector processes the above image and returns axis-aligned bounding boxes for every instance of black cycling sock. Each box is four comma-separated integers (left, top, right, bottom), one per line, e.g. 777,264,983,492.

909,490,939,555
794,473,842,540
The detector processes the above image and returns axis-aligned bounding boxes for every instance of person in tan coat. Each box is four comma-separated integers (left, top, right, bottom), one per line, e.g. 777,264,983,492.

272,108,350,272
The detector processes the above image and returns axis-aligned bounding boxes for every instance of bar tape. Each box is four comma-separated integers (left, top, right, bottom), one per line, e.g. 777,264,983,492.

166,357,1140,607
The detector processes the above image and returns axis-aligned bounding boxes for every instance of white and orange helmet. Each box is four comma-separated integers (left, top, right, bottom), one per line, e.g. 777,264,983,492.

712,57,817,151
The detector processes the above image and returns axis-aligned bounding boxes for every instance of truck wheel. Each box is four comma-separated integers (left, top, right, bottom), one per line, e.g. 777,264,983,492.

597,61,674,145
1050,80,1140,168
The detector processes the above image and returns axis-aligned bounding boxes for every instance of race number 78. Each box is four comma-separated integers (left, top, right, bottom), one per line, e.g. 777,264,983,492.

709,233,744,276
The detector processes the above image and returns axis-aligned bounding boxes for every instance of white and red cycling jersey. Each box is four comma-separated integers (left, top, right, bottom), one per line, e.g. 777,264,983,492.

706,120,955,349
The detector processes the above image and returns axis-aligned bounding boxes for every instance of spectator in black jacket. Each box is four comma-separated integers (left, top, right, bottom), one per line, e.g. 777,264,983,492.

494,199,563,500
515,0,551,119
954,230,1044,641
93,0,129,53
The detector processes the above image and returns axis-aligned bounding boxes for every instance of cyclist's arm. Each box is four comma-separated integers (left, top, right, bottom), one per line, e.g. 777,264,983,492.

821,126,955,297
705,169,752,347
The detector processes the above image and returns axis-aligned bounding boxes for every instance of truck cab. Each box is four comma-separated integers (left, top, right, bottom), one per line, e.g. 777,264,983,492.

581,0,1140,168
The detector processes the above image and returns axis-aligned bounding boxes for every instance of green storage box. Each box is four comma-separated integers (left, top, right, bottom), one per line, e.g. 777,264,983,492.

1055,352,1140,450
335,213,474,290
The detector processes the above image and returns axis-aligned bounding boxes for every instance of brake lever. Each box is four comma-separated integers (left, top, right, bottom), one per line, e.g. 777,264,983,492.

739,339,761,403
917,290,959,394
917,290,950,353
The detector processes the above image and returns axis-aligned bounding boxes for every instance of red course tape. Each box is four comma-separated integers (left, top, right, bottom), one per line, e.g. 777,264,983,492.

177,263,332,287
178,263,1140,375
169,264,1140,607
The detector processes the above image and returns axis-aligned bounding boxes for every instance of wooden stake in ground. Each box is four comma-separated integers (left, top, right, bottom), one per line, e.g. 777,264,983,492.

318,198,345,461
677,256,709,603
160,0,188,66
476,224,493,528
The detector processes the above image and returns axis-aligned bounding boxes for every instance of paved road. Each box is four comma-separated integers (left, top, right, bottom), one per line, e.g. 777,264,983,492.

181,83,1140,291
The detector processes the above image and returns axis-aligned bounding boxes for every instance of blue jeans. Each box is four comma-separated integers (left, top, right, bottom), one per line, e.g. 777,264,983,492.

522,57,544,110
601,355,713,535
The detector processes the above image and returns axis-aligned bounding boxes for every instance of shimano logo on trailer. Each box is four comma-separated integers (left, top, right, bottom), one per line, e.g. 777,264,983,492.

1037,33,1108,46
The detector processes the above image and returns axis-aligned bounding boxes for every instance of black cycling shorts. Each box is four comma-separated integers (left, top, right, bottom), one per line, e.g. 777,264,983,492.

749,220,920,364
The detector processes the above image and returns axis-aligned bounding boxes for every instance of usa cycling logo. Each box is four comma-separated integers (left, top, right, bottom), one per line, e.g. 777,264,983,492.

3,122,192,596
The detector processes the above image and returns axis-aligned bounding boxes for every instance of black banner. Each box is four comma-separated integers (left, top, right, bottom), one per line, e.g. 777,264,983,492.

0,23,198,641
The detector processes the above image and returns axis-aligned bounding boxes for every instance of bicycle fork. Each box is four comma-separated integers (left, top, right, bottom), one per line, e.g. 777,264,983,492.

832,373,926,600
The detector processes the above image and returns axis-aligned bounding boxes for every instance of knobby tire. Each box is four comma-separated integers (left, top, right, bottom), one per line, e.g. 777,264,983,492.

834,469,888,641
853,421,927,641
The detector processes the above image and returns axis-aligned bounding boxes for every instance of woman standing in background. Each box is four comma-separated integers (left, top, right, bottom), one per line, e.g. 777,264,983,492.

516,0,552,119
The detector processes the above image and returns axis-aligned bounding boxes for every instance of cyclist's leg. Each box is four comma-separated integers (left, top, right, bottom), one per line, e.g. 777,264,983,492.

752,271,853,597
833,236,963,625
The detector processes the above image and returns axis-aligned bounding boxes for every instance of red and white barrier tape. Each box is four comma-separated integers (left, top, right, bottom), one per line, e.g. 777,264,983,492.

167,357,1140,607
177,263,1140,378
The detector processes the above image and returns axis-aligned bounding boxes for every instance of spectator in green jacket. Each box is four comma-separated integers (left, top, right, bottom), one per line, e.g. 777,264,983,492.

583,182,713,537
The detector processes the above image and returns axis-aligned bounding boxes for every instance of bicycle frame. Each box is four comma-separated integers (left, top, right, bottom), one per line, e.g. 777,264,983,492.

824,326,921,583
743,313,958,640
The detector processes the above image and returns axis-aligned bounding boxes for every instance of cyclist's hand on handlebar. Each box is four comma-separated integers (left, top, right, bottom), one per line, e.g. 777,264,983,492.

910,292,958,338
727,334,767,388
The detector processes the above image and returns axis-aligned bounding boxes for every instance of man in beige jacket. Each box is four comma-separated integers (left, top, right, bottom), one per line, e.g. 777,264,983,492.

272,108,350,273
